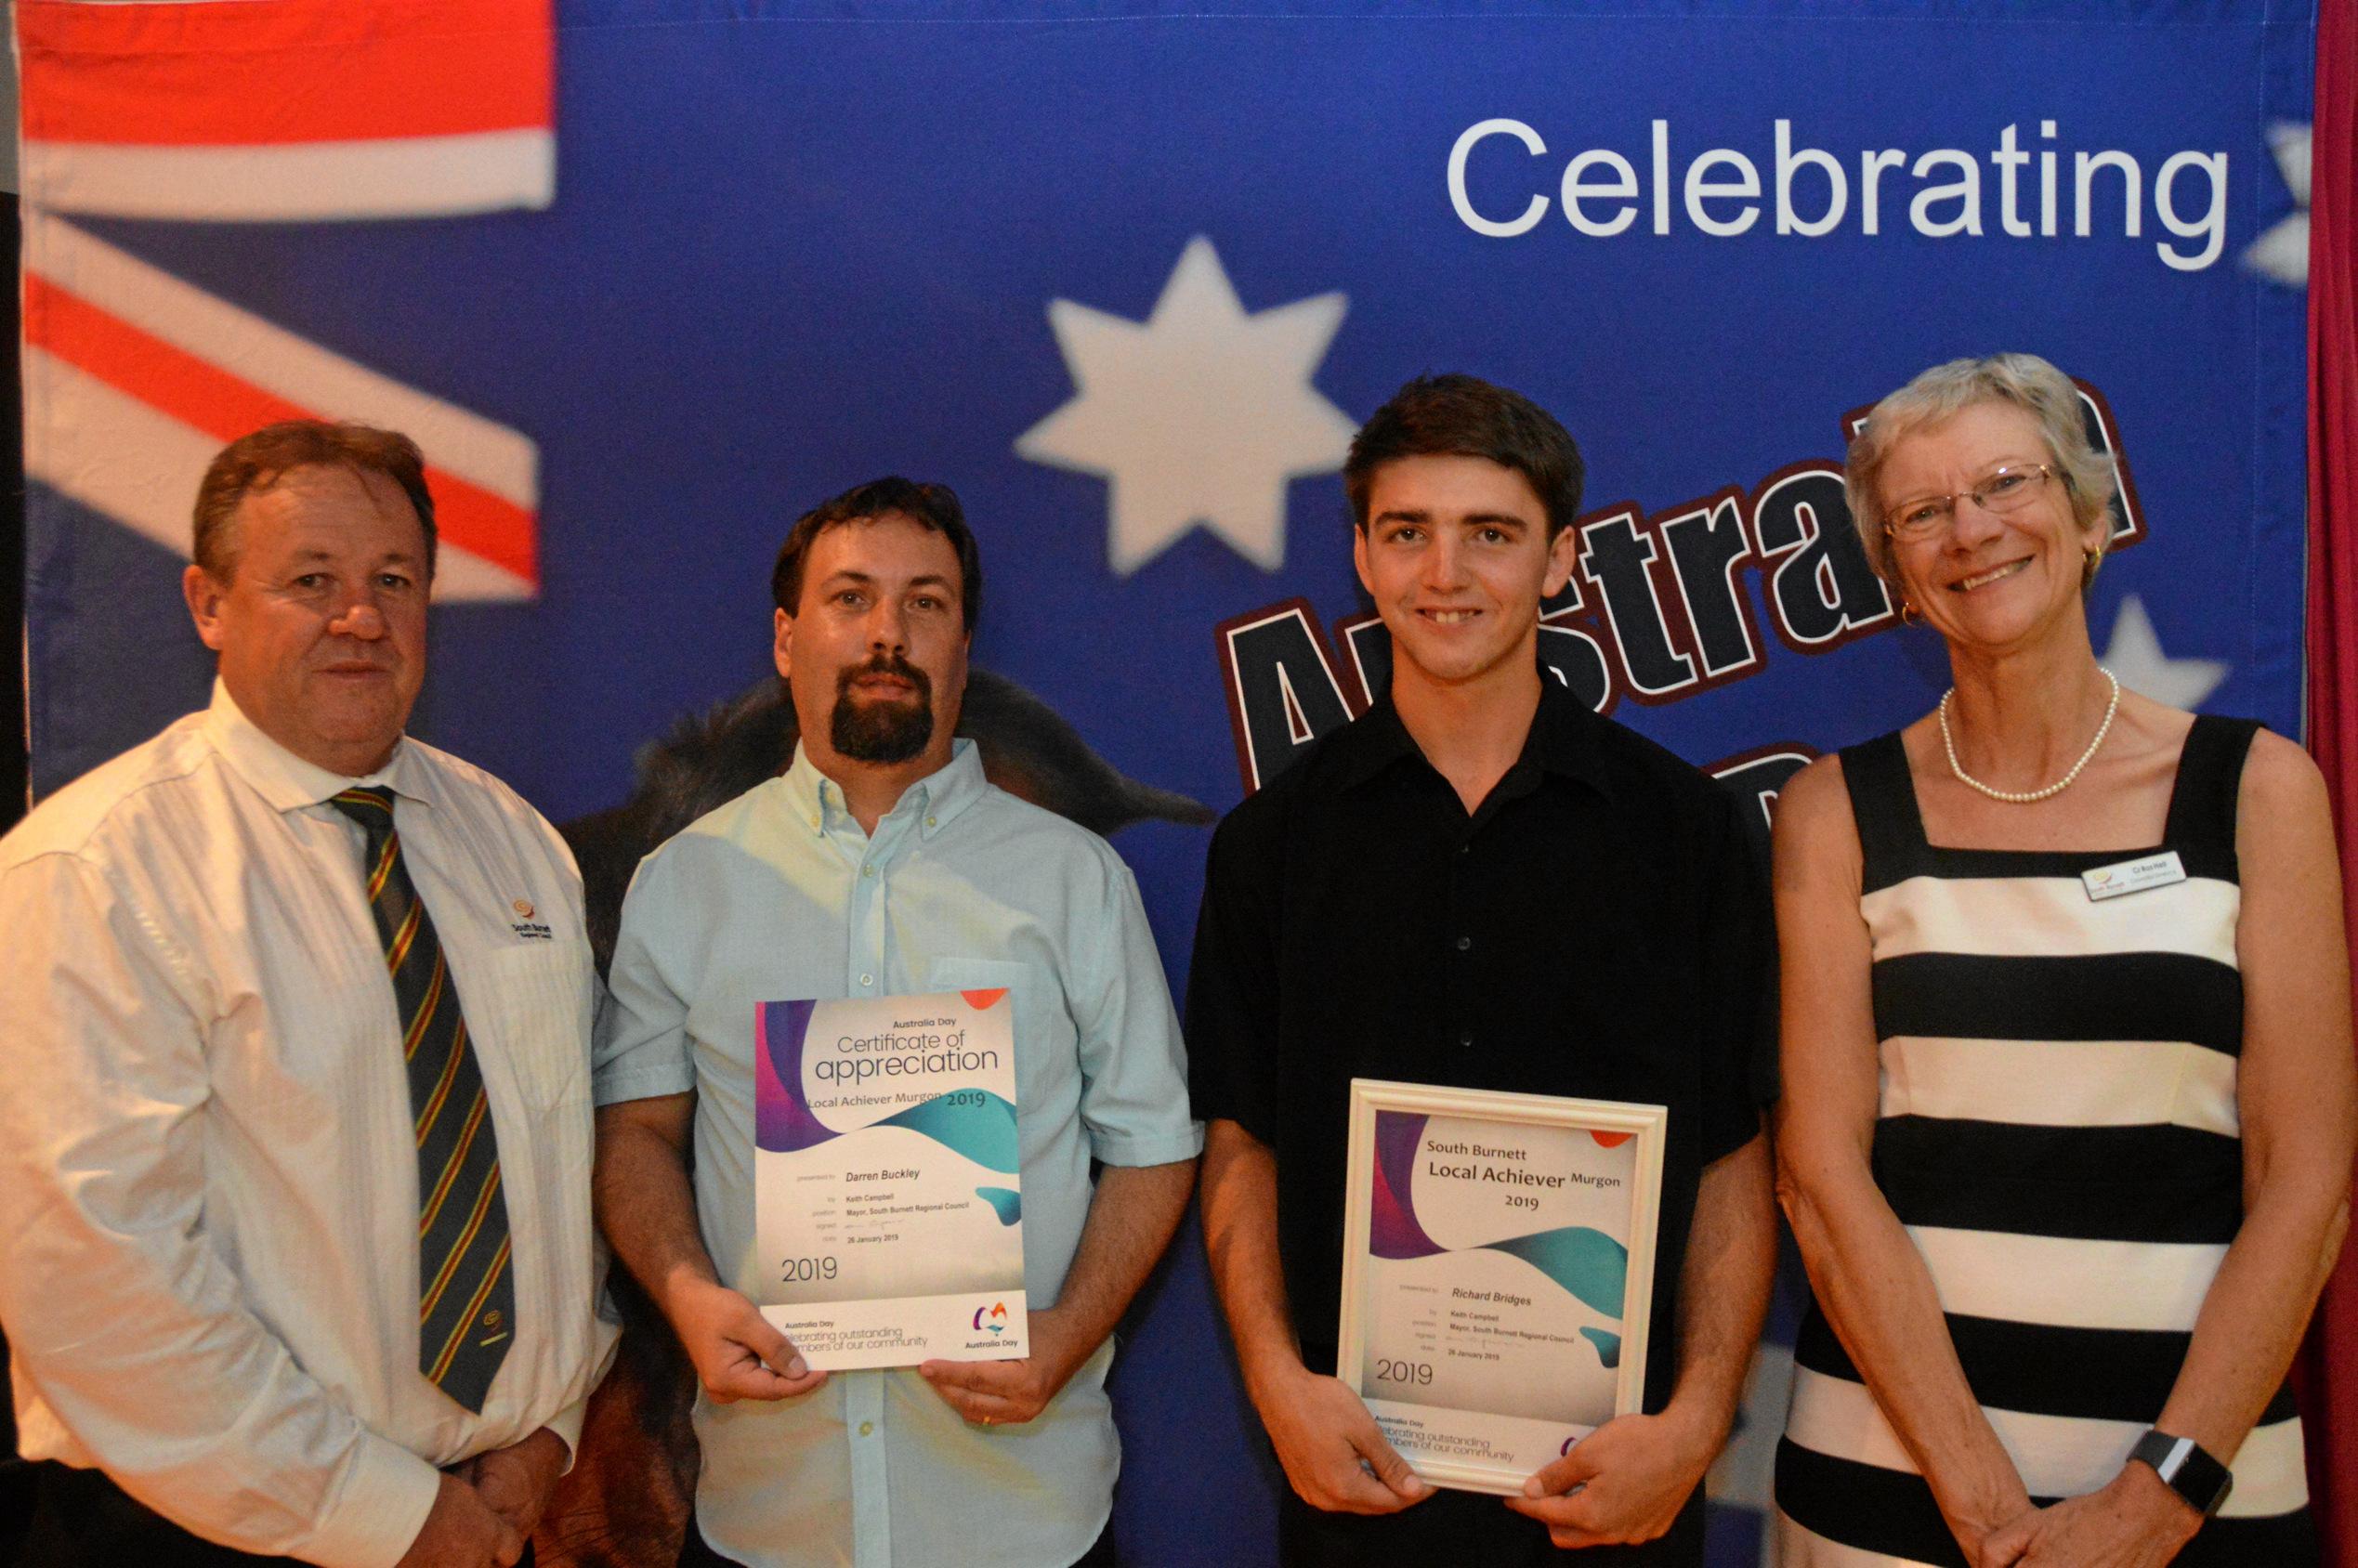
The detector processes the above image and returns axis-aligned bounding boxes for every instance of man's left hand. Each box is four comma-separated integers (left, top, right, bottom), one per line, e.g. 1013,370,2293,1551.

918,1306,1090,1427
1503,1406,1718,1549
457,1427,571,1540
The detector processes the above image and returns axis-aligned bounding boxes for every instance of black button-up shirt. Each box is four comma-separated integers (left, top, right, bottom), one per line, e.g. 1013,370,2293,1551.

1186,680,1774,1415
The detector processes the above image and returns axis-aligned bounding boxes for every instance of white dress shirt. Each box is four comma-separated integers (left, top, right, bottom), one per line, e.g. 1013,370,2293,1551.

596,740,1201,1568
0,682,616,1567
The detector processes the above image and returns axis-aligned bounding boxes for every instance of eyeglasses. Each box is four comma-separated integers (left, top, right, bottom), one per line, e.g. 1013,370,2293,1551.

1882,463,2058,541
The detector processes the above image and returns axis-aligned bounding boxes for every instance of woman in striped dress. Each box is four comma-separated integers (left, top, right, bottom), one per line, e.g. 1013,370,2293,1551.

1772,354,2356,1568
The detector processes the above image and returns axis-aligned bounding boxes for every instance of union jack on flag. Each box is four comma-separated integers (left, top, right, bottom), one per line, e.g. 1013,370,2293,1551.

17,0,557,601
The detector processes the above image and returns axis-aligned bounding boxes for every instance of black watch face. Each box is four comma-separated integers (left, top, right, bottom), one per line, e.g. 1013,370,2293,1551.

2141,1431,2232,1516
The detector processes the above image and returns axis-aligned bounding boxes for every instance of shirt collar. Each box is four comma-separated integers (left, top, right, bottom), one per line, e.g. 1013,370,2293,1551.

201,678,436,815
1324,696,1422,793
1524,678,1619,802
780,737,989,839
1330,679,1617,803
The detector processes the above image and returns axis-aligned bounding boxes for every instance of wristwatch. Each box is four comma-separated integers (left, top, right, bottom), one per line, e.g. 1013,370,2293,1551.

2129,1429,2234,1518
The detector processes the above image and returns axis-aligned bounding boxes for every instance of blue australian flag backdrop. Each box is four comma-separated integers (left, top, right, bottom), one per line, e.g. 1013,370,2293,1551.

15,1,2317,1562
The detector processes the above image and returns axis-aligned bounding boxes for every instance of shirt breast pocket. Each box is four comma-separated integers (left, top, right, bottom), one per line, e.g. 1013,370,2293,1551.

468,943,594,1121
925,955,1076,1128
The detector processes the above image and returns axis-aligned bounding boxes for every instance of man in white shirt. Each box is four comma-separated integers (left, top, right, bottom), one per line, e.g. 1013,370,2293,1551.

593,477,1202,1568
0,421,614,1568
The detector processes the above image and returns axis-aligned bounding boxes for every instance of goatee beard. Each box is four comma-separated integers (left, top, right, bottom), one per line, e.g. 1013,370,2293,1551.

831,656,934,764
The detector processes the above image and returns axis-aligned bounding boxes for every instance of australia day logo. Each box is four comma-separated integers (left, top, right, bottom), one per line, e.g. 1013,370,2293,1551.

974,1301,1010,1335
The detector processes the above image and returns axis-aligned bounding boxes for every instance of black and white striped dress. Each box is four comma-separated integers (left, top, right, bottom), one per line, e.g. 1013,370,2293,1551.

1775,717,2317,1567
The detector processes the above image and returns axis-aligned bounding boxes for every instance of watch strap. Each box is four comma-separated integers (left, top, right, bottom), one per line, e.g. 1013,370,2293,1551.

2130,1428,2234,1518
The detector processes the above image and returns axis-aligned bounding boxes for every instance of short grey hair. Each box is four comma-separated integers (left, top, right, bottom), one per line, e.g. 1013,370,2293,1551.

1844,353,2117,589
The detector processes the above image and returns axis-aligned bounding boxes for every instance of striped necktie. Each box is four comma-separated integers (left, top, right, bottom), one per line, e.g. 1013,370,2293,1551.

331,786,515,1413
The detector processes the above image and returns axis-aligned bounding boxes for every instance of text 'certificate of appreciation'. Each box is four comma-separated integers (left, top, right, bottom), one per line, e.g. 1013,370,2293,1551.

753,988,1027,1370
1339,1079,1667,1495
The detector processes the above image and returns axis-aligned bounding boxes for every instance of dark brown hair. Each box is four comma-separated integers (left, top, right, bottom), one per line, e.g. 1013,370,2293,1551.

1343,373,1586,540
769,477,982,632
191,421,436,581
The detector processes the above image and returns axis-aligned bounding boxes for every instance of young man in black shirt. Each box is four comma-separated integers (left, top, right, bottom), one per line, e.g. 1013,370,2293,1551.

1187,374,1775,1566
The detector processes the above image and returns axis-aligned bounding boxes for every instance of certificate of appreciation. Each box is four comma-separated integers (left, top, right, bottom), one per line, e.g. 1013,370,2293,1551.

753,988,1028,1370
1338,1079,1667,1495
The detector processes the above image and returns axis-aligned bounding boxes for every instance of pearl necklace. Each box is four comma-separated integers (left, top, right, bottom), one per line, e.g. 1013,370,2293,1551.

1938,668,2121,804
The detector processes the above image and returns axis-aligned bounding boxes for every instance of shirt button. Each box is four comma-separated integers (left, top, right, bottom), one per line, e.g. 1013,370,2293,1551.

1459,1031,1474,1048
925,816,937,829
860,973,874,987
858,1421,874,1437
862,865,875,878
1454,935,1472,952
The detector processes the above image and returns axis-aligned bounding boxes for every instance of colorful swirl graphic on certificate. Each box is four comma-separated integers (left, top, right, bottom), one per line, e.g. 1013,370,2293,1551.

1348,1097,1660,1491
752,988,1027,1370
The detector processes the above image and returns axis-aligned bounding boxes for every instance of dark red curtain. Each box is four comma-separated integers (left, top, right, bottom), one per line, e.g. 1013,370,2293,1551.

2302,0,2357,1559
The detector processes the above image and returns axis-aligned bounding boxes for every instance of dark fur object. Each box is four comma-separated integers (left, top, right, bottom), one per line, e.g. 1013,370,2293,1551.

536,670,1210,1567
564,670,1213,976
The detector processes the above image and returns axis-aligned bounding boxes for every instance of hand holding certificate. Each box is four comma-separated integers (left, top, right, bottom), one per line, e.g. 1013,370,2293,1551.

753,988,1028,1370
1338,1079,1667,1496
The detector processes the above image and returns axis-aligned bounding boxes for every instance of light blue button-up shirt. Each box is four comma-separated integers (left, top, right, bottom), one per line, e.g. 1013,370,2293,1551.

595,738,1200,1568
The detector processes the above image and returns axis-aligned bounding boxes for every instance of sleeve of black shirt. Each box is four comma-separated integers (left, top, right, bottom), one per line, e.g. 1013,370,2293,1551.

1185,801,1283,1146
1696,787,1779,1165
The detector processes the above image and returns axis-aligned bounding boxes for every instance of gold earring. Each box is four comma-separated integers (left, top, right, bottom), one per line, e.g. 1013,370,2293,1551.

1899,596,1921,627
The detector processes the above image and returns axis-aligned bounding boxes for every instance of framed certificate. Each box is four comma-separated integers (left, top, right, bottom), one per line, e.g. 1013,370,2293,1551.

1338,1078,1667,1495
752,988,1028,1370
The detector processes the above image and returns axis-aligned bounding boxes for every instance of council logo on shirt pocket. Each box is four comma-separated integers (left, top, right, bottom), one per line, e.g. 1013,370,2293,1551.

505,895,556,941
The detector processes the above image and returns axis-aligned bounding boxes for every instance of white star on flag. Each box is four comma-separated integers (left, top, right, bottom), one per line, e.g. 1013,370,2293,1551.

1017,236,1356,576
2244,122,2310,288
2103,594,2230,710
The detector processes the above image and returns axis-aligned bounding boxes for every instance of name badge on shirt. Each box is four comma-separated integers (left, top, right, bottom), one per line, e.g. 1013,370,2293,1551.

2082,850,2187,902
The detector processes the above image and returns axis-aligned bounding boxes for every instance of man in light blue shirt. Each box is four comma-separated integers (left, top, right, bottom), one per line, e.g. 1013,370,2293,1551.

592,477,1201,1568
